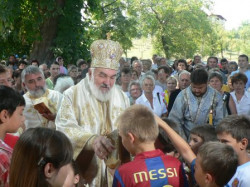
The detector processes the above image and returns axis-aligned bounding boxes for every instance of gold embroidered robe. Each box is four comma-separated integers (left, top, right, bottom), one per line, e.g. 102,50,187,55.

23,89,63,129
55,75,130,187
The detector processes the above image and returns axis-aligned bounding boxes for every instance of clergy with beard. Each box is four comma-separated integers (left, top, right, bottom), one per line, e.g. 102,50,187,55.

21,65,63,130
169,68,223,140
56,39,130,187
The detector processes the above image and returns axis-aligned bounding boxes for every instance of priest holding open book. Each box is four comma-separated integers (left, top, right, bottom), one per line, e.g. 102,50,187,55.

21,65,62,130
56,38,130,187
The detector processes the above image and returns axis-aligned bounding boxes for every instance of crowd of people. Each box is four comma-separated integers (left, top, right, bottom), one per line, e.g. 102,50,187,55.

0,38,250,187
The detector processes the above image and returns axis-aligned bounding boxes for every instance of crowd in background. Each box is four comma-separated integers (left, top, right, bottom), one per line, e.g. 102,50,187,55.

0,52,250,187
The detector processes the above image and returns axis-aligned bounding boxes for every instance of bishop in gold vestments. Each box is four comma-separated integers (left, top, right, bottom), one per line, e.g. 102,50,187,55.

56,39,130,186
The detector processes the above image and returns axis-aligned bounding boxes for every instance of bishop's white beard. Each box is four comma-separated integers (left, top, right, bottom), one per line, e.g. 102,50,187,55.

89,74,114,102
26,85,47,98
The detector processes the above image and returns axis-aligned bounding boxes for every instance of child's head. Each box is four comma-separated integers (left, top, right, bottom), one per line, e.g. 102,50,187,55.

189,124,217,155
216,115,250,155
155,118,179,155
10,127,73,187
63,160,80,187
0,64,12,87
0,86,25,132
117,105,159,155
195,142,238,187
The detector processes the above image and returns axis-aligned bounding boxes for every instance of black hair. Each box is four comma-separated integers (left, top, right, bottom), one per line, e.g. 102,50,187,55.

48,61,60,69
157,118,179,153
220,58,228,64
18,60,27,66
239,54,248,62
190,124,217,143
177,59,188,69
121,67,131,75
130,56,138,65
191,68,208,84
0,86,25,118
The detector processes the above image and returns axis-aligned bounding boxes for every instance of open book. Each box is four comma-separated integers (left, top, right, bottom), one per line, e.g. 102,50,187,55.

34,102,52,115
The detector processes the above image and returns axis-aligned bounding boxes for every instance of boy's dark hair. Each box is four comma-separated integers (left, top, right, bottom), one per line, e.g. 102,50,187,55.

157,118,179,153
239,54,248,62
198,142,238,186
31,59,39,66
77,59,87,68
220,58,228,64
130,56,138,65
48,61,59,69
216,115,250,146
191,68,208,84
177,59,187,69
231,72,248,85
190,124,217,143
0,86,25,120
121,67,131,75
13,69,23,79
207,56,218,63
18,60,27,66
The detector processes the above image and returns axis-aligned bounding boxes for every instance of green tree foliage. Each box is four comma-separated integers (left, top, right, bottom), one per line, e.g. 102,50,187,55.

0,0,138,63
128,0,214,58
86,0,138,56
0,0,248,63
237,21,250,55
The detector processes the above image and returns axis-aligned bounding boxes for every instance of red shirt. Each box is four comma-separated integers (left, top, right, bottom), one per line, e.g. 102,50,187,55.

113,149,188,187
0,139,12,187
4,134,19,149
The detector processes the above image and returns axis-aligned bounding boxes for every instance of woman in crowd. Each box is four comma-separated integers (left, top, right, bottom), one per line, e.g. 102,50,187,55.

131,70,139,81
136,75,167,117
163,76,177,106
9,128,73,187
230,72,250,115
228,61,238,76
128,81,142,105
208,72,237,116
68,65,78,84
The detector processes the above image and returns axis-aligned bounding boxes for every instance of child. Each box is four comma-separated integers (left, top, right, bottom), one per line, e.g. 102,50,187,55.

216,115,250,186
0,85,25,186
9,127,73,187
189,124,217,155
155,115,238,187
112,105,188,187
0,65,12,87
63,160,80,187
155,118,180,157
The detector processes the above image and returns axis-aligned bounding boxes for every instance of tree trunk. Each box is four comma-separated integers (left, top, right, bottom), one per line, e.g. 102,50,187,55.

161,35,169,58
29,0,65,64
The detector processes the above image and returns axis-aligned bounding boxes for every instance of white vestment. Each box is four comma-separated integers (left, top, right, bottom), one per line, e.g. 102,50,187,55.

23,89,62,129
56,75,130,187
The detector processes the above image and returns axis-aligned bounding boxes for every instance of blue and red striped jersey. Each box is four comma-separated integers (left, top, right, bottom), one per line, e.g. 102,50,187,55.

112,149,188,187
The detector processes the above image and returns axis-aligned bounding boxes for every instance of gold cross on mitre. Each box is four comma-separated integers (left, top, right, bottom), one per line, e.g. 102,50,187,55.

106,32,112,40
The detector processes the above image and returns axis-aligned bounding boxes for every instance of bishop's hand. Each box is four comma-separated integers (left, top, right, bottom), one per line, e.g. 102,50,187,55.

92,135,115,160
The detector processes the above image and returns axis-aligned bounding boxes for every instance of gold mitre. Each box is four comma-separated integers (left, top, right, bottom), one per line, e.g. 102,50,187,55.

90,39,123,70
